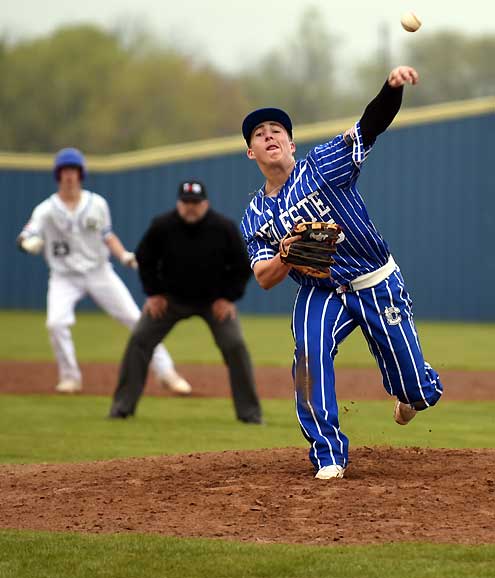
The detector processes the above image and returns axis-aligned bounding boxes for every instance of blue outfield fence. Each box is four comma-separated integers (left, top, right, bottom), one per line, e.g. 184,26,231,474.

1,98,493,320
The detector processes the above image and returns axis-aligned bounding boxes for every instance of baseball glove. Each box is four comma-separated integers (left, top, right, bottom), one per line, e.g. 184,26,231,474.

279,221,342,278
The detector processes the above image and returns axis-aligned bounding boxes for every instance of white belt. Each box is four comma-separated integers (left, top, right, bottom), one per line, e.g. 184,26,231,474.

338,255,398,293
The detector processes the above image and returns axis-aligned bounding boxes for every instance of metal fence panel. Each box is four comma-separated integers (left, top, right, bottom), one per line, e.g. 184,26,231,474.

1,111,492,319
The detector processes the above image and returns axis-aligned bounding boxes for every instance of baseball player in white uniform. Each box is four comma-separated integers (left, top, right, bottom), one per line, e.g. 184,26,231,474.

17,147,191,395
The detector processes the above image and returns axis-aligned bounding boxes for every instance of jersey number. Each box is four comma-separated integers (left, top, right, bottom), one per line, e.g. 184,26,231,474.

52,241,70,257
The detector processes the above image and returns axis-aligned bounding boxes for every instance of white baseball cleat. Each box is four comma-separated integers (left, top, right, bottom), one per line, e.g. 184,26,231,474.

394,400,417,425
55,379,82,393
315,465,345,480
160,371,192,396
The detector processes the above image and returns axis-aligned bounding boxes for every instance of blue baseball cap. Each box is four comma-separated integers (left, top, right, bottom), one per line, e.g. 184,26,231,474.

242,108,293,146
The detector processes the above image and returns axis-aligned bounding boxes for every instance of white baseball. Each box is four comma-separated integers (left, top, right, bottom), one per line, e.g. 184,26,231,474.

21,236,44,254
401,11,422,32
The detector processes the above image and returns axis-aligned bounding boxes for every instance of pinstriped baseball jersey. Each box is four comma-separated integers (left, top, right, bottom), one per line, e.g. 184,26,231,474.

240,121,390,287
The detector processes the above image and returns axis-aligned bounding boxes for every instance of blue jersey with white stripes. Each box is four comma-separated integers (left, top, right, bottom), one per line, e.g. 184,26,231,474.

240,121,391,289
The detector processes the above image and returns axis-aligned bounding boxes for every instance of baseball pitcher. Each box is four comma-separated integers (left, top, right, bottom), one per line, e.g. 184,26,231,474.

240,66,443,479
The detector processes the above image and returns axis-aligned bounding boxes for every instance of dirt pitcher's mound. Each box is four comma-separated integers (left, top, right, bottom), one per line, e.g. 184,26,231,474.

1,447,494,545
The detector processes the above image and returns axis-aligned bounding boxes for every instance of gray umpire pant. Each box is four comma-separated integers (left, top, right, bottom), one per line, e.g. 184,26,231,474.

110,299,262,423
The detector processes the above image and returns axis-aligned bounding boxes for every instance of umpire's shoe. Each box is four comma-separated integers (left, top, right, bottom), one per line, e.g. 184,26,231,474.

107,409,133,419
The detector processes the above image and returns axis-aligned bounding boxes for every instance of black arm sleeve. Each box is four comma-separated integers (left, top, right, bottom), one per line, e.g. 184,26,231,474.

221,222,253,302
360,80,404,147
135,221,164,296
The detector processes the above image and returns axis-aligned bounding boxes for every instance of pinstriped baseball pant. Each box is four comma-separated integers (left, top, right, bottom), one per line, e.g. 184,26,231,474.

291,269,443,470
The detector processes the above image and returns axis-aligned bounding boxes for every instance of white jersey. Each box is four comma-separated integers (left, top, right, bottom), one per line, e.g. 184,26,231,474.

21,190,113,275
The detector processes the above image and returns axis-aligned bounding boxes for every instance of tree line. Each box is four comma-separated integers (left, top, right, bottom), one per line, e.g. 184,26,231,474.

1,7,493,154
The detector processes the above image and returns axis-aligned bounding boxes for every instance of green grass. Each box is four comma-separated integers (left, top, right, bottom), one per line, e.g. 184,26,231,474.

0,395,493,464
1,313,494,576
0,530,494,578
1,310,495,370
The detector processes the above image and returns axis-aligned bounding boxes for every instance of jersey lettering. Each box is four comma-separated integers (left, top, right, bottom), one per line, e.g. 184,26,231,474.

241,122,391,288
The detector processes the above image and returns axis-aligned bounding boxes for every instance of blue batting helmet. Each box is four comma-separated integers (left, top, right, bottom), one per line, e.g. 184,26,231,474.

53,148,87,181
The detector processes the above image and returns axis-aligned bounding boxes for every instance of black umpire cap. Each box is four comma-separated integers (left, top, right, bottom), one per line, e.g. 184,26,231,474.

242,108,293,146
178,180,208,202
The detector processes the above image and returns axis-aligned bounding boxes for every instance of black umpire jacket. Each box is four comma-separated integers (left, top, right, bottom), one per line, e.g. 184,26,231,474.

136,208,252,306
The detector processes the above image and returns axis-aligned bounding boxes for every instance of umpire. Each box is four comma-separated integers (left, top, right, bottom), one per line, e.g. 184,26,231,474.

109,180,263,424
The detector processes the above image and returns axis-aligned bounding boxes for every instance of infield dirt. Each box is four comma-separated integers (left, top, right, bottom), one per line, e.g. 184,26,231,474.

1,361,494,400
1,447,494,545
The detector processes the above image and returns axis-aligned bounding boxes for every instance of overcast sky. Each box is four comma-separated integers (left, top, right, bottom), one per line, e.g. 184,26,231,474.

2,0,494,71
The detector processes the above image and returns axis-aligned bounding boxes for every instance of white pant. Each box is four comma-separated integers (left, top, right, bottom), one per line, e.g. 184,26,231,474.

46,263,174,383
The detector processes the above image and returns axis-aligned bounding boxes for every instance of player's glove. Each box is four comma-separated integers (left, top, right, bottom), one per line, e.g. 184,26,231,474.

279,221,342,278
